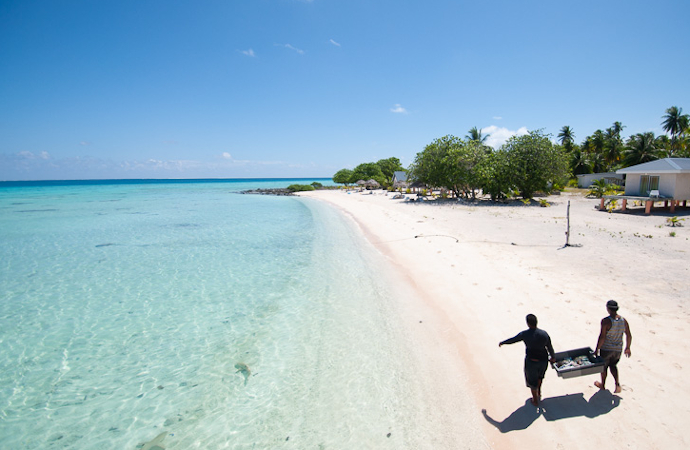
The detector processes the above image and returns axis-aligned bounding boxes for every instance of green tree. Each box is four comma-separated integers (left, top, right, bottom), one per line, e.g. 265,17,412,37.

502,130,568,199
662,106,690,154
466,126,490,144
408,135,463,191
678,133,690,157
477,149,512,201
558,126,575,151
350,162,386,186
590,130,607,168
581,133,607,173
569,145,592,175
623,132,661,167
442,140,491,199
376,157,404,184
603,123,625,168
332,168,354,185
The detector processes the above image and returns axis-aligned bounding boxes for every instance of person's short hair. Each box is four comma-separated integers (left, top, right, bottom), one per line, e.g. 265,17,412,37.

526,314,538,327
606,300,619,311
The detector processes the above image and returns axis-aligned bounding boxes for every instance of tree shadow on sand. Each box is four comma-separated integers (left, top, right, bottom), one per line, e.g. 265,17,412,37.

482,390,621,433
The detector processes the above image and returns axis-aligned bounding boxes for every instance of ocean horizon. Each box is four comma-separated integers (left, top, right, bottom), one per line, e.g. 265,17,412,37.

0,177,334,188
0,178,434,449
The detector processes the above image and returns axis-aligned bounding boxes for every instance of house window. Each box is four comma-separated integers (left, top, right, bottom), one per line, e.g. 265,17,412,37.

639,175,659,195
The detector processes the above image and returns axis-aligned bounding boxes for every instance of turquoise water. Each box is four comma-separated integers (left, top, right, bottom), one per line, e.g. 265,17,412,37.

0,180,428,449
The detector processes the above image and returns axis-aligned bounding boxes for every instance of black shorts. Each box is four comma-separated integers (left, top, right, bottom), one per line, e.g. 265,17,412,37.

600,350,621,369
523,359,548,389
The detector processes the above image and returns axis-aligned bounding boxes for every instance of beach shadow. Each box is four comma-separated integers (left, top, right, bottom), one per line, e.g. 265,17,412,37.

604,206,690,217
400,197,565,209
541,390,620,420
482,390,621,433
481,400,541,432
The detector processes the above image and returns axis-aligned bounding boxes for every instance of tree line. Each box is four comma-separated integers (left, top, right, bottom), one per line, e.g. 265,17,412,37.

332,105,688,200
332,157,404,188
562,106,689,174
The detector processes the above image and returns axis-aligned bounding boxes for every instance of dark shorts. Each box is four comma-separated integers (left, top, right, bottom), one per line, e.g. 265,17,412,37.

600,350,621,369
523,359,548,389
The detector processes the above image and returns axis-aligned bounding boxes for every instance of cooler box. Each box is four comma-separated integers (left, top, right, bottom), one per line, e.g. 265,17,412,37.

552,347,605,379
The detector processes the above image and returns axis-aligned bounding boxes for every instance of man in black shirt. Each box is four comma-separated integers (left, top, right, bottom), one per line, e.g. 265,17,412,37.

499,314,556,406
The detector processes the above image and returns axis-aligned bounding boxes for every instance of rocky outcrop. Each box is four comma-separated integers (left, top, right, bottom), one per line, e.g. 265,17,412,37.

240,188,294,196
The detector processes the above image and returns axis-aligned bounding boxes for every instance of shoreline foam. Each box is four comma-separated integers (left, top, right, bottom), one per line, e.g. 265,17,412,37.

299,189,690,449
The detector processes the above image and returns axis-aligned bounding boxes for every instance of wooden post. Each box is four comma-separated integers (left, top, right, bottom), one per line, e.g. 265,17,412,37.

565,200,571,247
645,200,653,214
600,198,605,210
671,200,676,213
622,199,627,212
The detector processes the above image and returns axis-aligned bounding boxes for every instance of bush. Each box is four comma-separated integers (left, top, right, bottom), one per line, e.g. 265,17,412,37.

311,182,323,189
287,184,315,192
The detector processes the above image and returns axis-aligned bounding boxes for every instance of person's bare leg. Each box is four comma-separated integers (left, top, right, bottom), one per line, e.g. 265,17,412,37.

610,365,621,393
594,369,607,390
530,388,539,406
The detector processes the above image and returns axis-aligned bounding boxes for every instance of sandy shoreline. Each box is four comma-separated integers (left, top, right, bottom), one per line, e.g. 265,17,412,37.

299,189,690,449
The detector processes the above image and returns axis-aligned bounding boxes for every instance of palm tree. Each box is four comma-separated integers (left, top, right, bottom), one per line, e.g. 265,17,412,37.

558,126,575,152
466,126,489,144
610,121,625,139
603,126,624,168
623,132,661,167
569,146,591,175
585,130,608,171
589,151,607,173
662,106,690,154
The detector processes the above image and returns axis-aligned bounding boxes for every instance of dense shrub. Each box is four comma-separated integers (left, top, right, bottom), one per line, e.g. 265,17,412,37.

287,184,315,192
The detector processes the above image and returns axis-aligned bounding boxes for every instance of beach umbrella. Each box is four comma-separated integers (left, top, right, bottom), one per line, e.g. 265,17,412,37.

366,179,380,188
356,180,366,186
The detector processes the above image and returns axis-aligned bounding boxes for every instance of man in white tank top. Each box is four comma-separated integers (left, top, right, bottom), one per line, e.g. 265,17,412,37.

594,300,632,393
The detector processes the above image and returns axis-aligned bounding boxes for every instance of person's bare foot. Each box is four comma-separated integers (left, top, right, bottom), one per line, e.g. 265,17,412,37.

594,381,604,390
614,384,622,393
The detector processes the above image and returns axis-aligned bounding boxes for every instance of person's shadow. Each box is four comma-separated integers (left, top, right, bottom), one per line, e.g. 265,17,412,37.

482,390,621,432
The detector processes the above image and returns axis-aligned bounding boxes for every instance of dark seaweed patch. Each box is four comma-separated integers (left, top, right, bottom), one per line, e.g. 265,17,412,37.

17,209,58,213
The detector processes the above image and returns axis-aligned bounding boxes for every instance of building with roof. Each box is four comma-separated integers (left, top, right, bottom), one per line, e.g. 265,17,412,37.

601,158,690,214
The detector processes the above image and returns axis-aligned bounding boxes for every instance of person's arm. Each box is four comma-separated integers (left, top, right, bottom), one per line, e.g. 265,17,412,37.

546,335,556,363
499,332,523,347
595,317,611,355
624,319,632,357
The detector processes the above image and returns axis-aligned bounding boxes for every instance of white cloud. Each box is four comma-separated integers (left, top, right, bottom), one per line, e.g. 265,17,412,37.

390,104,408,114
482,125,529,149
80,141,90,146
18,150,36,159
241,48,256,57
492,116,502,120
222,152,232,159
15,150,50,160
282,44,304,54
329,39,341,47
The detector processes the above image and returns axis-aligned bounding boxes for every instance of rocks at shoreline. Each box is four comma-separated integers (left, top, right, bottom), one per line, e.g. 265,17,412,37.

241,188,295,196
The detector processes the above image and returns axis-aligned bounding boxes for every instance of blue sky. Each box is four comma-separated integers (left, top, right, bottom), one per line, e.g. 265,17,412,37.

1,0,688,180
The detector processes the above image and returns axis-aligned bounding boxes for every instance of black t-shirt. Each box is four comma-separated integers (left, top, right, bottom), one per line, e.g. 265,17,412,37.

501,328,554,361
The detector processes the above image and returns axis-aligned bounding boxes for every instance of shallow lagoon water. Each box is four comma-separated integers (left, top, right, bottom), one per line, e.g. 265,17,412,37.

0,180,426,449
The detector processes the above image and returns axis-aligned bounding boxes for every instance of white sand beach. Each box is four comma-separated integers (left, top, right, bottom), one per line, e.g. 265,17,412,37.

298,189,690,450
